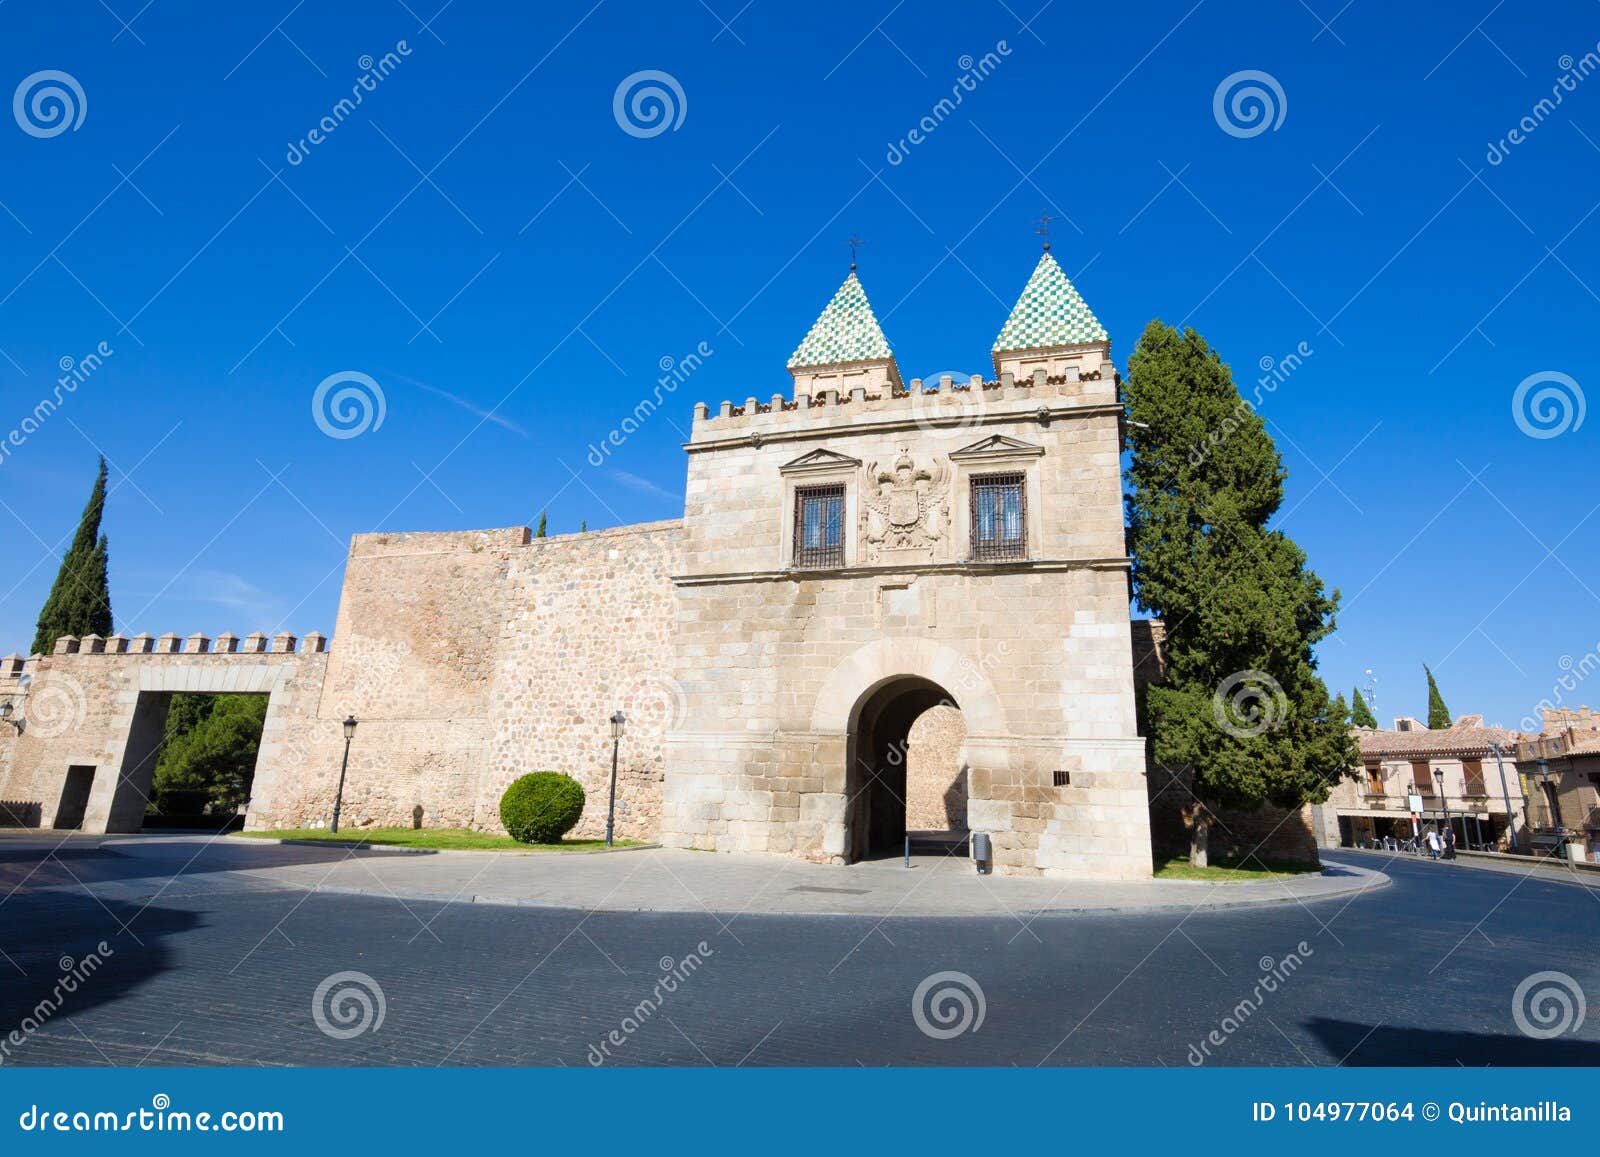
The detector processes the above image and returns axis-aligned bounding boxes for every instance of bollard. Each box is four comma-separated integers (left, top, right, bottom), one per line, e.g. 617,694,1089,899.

972,832,993,875
904,834,910,868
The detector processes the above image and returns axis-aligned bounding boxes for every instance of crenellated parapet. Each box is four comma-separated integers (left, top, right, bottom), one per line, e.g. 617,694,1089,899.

690,361,1118,448
4,629,333,681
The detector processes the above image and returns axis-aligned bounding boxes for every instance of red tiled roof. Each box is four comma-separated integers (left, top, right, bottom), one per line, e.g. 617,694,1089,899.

1357,722,1529,760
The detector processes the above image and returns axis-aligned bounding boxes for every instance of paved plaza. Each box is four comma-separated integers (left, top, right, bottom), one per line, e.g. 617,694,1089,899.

1,834,1596,1066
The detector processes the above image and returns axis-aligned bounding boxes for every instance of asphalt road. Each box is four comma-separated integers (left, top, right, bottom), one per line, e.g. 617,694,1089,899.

2,838,1596,1066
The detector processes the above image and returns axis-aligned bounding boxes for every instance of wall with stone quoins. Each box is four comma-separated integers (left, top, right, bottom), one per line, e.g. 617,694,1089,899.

0,367,1166,879
660,360,1155,880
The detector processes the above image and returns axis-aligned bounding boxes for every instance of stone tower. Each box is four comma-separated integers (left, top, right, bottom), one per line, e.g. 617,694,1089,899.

659,253,1153,879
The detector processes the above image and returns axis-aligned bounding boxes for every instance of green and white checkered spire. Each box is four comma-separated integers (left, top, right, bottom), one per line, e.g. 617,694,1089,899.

992,251,1108,354
788,272,895,370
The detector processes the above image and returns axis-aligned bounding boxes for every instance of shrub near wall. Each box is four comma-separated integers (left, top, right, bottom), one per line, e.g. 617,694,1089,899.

499,772,586,844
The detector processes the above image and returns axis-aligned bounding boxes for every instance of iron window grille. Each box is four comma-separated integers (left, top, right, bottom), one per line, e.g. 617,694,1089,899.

794,484,845,569
970,472,1027,561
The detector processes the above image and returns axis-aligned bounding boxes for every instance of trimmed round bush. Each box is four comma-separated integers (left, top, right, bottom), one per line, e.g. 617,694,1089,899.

499,772,586,844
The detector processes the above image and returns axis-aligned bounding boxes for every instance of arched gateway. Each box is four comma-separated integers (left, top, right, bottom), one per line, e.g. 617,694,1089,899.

1,253,1156,880
659,254,1155,880
845,676,964,861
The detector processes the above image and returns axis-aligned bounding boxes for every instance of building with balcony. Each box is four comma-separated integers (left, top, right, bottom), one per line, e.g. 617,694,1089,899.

1515,707,1600,863
1314,715,1528,850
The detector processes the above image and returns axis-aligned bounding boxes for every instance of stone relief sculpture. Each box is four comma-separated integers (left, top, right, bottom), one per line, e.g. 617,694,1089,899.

862,447,949,562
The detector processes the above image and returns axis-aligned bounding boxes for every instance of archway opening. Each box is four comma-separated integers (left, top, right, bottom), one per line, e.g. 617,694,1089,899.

846,676,967,861
101,690,270,833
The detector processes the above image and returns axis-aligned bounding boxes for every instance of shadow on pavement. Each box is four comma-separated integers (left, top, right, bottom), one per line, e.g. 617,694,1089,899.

1306,1016,1600,1065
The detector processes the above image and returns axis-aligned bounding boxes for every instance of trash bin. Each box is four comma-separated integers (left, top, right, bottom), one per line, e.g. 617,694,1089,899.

972,832,992,875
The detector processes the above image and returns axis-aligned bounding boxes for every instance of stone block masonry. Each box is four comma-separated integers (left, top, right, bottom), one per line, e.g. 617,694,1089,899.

0,253,1182,880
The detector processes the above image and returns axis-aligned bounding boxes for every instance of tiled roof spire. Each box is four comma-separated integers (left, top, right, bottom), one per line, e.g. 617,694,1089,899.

992,251,1108,353
788,273,894,370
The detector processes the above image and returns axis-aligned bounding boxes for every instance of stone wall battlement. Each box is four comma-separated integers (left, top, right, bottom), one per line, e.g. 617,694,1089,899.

690,360,1119,442
1,630,329,676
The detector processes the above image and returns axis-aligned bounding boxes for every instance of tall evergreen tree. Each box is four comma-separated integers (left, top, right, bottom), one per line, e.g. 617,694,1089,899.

31,457,113,655
1125,321,1358,866
1424,664,1452,729
535,510,548,538
1351,685,1378,728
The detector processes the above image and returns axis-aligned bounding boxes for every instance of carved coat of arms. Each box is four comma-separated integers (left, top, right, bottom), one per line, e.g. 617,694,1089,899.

862,447,949,560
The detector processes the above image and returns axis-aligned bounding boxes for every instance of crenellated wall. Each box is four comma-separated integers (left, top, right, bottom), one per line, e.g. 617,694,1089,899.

0,633,326,832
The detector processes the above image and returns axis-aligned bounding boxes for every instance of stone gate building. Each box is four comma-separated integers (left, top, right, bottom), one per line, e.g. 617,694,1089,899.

0,252,1156,879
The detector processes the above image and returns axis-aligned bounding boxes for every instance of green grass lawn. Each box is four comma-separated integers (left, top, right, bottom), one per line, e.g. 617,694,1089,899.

236,827,645,852
1152,853,1322,882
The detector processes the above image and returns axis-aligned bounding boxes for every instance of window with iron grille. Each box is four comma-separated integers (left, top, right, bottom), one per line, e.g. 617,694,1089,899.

793,484,845,568
970,472,1026,561
1462,760,1487,797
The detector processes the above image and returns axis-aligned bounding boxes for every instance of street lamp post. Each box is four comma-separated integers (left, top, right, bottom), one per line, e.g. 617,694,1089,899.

0,698,19,733
606,711,625,848
1488,740,1518,852
1535,755,1566,857
330,715,357,835
1434,768,1453,857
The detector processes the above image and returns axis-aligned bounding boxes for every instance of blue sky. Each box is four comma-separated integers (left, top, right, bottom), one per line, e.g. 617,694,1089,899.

0,0,1595,729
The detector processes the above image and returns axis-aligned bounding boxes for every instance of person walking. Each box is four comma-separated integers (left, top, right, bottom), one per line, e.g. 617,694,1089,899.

1426,826,1441,860
1443,826,1456,860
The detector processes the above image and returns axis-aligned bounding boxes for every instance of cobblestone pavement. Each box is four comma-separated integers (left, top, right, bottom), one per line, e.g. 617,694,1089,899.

0,835,1596,1066
95,833,1385,916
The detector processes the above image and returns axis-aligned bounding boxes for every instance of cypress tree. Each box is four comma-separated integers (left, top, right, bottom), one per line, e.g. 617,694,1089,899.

31,457,114,654
1424,664,1452,729
535,510,547,538
1125,321,1358,866
1351,685,1378,728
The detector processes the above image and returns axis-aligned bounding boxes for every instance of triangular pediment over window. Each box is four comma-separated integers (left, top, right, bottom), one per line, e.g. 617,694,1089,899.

950,435,1045,461
780,448,862,473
